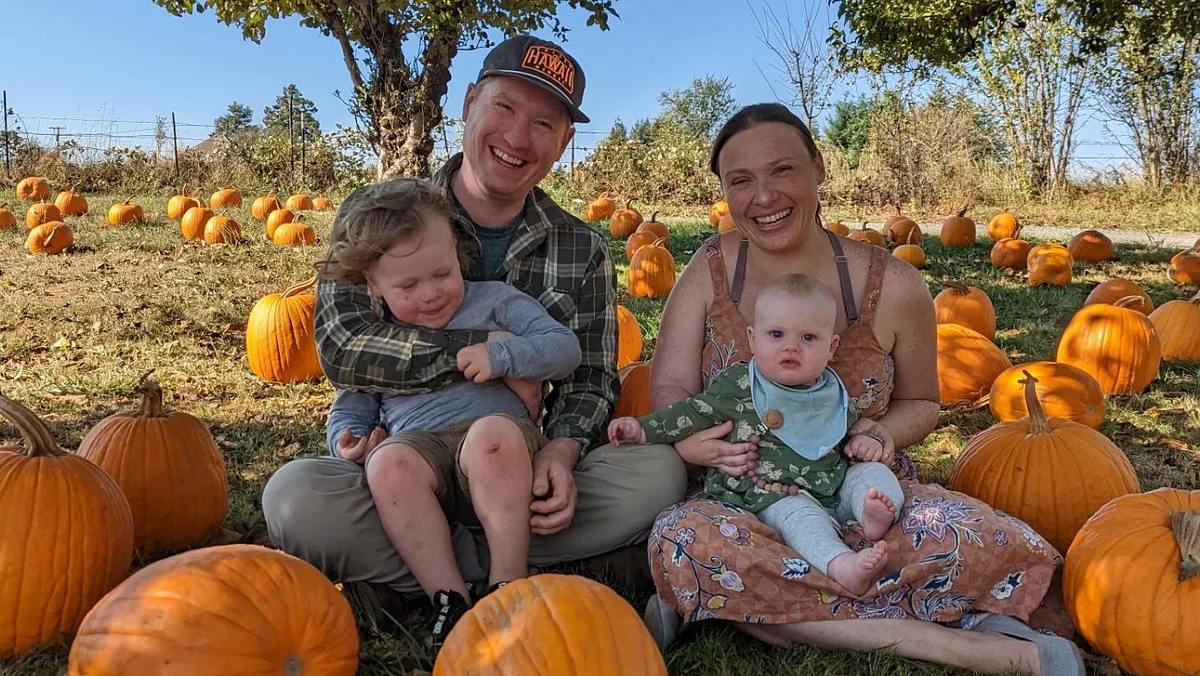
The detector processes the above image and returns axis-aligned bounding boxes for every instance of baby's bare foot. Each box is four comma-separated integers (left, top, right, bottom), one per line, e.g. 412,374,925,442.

826,541,889,596
861,488,897,541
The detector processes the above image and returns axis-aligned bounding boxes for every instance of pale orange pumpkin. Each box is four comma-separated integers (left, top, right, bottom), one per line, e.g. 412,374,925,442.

987,210,1020,240
891,230,925,268
718,213,737,233
950,370,1139,555
0,202,15,230
1027,243,1073,287
26,221,74,255
180,206,214,241
609,200,643,238
625,230,658,261
286,193,314,211
989,237,1032,270
1168,248,1200,284
107,198,144,226
272,217,317,247
313,195,334,211
936,323,1011,404
77,377,228,555
1084,278,1153,315
989,361,1105,429
1148,291,1200,362
708,198,729,227
167,187,199,220
933,283,996,340
1068,229,1114,262
847,223,883,246
209,187,242,209
26,201,61,228
246,277,324,383
586,193,616,221
824,220,850,236
69,544,359,676
54,189,88,217
636,212,669,242
203,216,241,245
628,240,676,298
616,304,643,369
252,194,283,221
1056,297,1162,394
15,176,50,201
1063,488,1200,676
0,394,134,658
266,208,297,239
940,207,976,247
613,361,653,419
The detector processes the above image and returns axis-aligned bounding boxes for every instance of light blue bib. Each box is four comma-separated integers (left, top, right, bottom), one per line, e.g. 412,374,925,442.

748,360,850,461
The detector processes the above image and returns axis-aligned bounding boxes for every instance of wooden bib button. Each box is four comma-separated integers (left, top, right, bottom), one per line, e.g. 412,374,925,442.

764,409,784,429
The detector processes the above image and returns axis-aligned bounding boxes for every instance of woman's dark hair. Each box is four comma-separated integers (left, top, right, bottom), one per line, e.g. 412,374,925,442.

709,103,820,176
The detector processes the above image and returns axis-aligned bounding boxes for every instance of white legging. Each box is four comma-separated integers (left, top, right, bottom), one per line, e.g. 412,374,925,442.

757,461,904,574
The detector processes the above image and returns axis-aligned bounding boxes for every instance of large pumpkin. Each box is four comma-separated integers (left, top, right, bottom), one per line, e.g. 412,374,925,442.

26,221,74,255
107,198,144,226
717,213,737,233
624,230,658,261
246,277,324,383
0,394,134,658
884,214,920,247
613,361,653,419
312,194,334,211
267,208,297,239
824,219,850,236
933,283,996,340
636,213,669,242
1027,243,1073,287
15,176,50,201
286,193,314,211
586,193,616,221
0,202,15,230
891,230,925,269
989,237,1032,270
77,377,227,555
936,323,1011,404
1148,291,1200,362
609,200,643,239
1168,248,1200,284
252,194,283,221
1056,297,1162,394
628,241,676,298
167,187,199,220
203,216,241,245
847,223,884,246
1064,488,1200,676
26,201,62,228
272,218,317,246
708,198,729,227
180,206,213,241
433,574,667,676
987,210,1020,240
54,190,89,217
988,361,1105,429
1067,229,1114,262
950,370,1139,555
1083,278,1153,315
68,544,359,676
939,207,976,247
209,187,242,209
616,304,643,369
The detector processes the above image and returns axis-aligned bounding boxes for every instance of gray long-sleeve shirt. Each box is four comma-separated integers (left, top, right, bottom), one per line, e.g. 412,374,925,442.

326,280,581,454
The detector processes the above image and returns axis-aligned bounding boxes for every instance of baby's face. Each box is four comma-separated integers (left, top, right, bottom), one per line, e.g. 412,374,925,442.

365,215,464,329
748,291,839,387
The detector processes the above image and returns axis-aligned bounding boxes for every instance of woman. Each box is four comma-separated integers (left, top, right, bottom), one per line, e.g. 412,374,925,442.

643,104,1082,675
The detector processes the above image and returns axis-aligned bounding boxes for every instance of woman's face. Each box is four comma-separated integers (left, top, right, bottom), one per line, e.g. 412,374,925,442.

718,121,825,253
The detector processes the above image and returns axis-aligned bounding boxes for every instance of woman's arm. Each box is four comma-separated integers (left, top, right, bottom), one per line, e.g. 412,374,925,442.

873,261,940,449
650,248,714,407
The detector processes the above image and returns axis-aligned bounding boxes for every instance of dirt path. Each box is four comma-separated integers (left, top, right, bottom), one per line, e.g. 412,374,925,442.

911,221,1197,250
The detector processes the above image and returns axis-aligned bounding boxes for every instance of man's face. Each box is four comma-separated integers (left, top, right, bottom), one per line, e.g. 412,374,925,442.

459,76,575,202
364,214,465,330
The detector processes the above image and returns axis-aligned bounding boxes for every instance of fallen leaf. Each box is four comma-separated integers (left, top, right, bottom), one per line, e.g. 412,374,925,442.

1156,437,1192,452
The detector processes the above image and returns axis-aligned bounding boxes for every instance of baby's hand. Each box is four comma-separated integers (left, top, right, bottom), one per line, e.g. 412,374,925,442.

844,433,885,462
607,417,647,446
337,426,388,464
457,343,495,382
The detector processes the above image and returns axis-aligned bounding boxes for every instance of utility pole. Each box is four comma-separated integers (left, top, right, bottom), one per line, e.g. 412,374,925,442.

50,126,65,155
287,90,294,174
171,113,179,179
299,119,306,187
2,90,9,175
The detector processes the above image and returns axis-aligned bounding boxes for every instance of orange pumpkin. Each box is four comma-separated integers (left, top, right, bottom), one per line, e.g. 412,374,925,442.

950,370,1139,555
266,208,297,239
77,377,228,555
718,213,737,233
616,304,643,369
987,210,1020,240
1027,243,1073,287
989,361,1105,429
1148,291,1200,362
609,200,643,238
15,176,50,201
209,187,242,209
54,190,88,217
625,230,658,261
883,207,907,229
936,323,1011,404
433,574,667,676
1168,247,1200,284
69,544,359,676
1084,278,1153,315
939,207,976,247
252,194,283,221
0,394,134,658
637,213,669,242
246,277,324,382
824,220,850,236
26,201,61,228
26,221,74,255
0,202,15,230
203,216,241,245
167,187,199,220
1068,229,1114,262
107,198,144,226
708,198,729,227
272,218,317,247
885,215,920,247
1063,488,1200,676
847,223,884,246
891,230,925,268
613,361,653,419
628,241,676,298
286,193,314,211
933,283,996,340
180,206,213,241
586,193,616,221
989,237,1032,270
1056,297,1162,394
313,195,334,211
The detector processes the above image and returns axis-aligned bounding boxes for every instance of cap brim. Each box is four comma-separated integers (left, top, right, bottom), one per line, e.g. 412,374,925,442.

481,70,589,124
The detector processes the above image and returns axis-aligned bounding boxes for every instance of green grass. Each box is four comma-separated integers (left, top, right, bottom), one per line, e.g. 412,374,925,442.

2,195,1197,675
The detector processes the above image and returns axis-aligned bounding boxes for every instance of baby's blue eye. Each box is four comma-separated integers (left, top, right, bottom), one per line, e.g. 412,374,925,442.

803,333,816,342
769,330,783,339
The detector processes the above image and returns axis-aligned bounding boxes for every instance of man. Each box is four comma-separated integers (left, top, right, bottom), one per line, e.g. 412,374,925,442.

261,35,686,631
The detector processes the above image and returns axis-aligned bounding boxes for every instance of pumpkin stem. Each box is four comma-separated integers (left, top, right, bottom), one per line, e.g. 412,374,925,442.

650,211,658,222
1018,370,1050,433
1113,295,1146,310
1172,511,1200,581
906,229,918,245
124,195,134,205
957,205,969,218
946,282,969,295
283,276,319,297
1190,291,1200,305
135,371,167,417
0,392,67,457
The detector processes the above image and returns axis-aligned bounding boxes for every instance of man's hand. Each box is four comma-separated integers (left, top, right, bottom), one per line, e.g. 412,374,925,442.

504,377,543,420
456,343,495,383
335,426,388,464
529,437,581,535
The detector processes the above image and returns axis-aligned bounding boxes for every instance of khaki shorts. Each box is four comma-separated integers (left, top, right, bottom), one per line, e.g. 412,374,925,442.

367,414,547,525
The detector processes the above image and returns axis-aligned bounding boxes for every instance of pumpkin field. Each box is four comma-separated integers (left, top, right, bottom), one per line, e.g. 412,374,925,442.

1,184,1199,676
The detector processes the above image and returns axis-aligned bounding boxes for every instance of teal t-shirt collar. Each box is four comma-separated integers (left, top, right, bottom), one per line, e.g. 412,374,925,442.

748,360,850,461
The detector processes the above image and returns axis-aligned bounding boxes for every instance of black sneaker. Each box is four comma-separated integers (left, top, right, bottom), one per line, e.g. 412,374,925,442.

429,589,470,654
339,580,407,632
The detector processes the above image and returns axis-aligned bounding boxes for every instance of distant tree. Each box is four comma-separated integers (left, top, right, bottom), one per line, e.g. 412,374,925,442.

824,99,873,169
262,84,321,137
213,102,254,136
657,76,736,140
751,2,836,131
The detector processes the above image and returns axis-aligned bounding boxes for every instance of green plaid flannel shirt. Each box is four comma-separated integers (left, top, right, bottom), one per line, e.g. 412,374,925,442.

314,154,619,453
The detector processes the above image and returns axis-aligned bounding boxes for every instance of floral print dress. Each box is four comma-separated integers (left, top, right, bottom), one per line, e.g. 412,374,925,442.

647,234,1062,625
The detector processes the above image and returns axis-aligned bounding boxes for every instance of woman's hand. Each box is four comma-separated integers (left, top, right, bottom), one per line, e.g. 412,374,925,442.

846,417,895,467
674,420,759,476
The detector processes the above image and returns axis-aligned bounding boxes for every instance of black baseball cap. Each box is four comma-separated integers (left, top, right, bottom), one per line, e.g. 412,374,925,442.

477,35,589,124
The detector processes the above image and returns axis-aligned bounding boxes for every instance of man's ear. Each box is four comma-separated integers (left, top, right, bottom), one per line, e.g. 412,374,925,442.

463,82,480,121
558,124,576,156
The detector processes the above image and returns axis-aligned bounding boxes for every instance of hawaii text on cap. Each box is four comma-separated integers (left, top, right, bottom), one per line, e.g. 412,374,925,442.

477,35,589,124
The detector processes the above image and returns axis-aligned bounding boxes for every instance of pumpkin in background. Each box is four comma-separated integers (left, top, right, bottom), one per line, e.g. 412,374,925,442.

1083,278,1153,315
54,190,88,217
0,202,15,230
26,201,61,228
847,223,883,246
433,574,667,676
0,394,134,659
252,194,283,220
167,187,199,220
180,206,213,241
203,216,241,245
1056,297,1161,394
616,304,643,369
933,283,996,340
1068,229,1114,262
1149,291,1200,362
708,198,729,227
614,361,653,419
107,198,144,226
883,207,906,229
936,323,1011,404
1168,248,1200,284
1027,243,1073,287
15,176,50,201
272,218,317,247
313,194,334,211
586,193,616,221
266,208,297,239
950,370,1139,555
246,277,324,382
209,187,242,209
609,200,643,238
891,230,925,268
69,544,358,676
987,210,1020,240
939,207,976,247
26,221,74,255
718,213,737,233
628,241,676,298
884,214,920,247
824,219,850,236
78,377,227,555
989,237,1032,269
989,361,1105,429
624,230,658,261
637,213,669,242
286,193,314,211
1063,488,1200,676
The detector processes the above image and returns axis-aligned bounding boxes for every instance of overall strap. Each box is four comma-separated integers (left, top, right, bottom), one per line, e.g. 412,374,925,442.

730,238,750,305
825,229,859,324
702,236,733,302
857,246,891,325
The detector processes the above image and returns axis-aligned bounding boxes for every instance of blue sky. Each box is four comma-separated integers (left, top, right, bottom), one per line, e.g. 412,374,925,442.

0,1,1125,172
